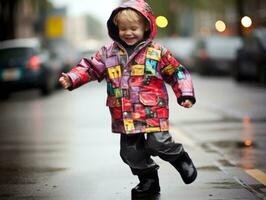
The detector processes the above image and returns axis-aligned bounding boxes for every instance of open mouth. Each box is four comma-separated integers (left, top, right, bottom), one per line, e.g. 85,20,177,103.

124,38,136,44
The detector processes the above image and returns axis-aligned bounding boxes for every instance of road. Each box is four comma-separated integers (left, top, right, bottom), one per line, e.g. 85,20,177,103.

0,75,266,200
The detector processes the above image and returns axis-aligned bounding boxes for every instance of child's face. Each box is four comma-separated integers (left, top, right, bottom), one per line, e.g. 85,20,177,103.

117,18,146,46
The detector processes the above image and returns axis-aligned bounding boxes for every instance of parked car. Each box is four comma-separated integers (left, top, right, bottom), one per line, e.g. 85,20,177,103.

0,38,62,98
48,40,81,74
193,35,243,75
233,28,266,84
79,48,97,59
77,39,103,60
157,37,196,71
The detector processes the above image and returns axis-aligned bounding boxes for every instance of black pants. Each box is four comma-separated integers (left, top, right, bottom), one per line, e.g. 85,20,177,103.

120,131,184,175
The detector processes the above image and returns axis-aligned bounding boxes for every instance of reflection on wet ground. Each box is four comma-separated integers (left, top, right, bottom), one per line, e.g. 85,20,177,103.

211,140,257,149
1,80,265,199
132,193,161,200
0,165,67,184
197,165,220,171
208,181,242,189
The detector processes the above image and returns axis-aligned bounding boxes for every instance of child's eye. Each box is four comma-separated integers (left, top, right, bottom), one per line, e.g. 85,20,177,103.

131,27,138,30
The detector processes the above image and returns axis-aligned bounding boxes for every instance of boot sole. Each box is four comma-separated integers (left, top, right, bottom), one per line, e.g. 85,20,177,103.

131,188,160,198
183,169,197,184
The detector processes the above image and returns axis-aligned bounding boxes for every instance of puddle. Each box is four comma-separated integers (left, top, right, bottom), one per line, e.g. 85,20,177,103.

0,166,67,185
0,194,15,198
177,117,242,125
210,140,257,149
218,159,235,167
0,166,68,173
208,181,242,189
249,184,266,194
200,143,217,153
197,166,220,171
15,195,51,200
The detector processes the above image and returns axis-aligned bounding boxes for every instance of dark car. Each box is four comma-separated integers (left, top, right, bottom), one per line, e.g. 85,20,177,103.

233,28,266,84
193,35,243,75
48,40,81,74
0,38,62,98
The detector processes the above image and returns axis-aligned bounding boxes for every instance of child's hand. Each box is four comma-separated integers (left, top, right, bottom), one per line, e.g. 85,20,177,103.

181,99,193,108
59,73,71,89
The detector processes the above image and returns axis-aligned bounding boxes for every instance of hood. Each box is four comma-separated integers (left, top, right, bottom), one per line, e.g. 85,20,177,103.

107,0,157,45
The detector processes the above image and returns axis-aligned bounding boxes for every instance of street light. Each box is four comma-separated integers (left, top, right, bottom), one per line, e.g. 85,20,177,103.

156,16,168,28
215,20,226,32
241,16,252,28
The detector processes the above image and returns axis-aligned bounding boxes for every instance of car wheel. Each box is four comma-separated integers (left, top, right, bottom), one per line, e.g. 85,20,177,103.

234,58,248,82
198,62,210,76
0,91,10,100
40,72,54,96
258,66,266,85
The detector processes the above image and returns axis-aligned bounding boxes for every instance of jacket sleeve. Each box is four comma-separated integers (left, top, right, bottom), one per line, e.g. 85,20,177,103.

66,47,106,90
159,49,196,105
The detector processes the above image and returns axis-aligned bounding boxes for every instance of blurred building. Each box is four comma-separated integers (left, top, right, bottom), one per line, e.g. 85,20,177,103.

0,0,35,40
181,0,266,37
0,0,52,41
193,4,238,37
188,0,266,37
15,0,37,38
45,7,66,41
241,0,266,29
143,0,266,38
65,15,105,49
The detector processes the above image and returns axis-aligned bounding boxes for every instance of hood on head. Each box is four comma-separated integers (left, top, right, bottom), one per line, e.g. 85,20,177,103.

107,0,157,44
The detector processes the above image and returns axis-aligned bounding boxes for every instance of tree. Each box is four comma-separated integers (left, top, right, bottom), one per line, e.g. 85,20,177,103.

0,0,18,40
0,0,53,41
85,15,104,39
235,0,245,36
34,0,53,36
146,0,237,37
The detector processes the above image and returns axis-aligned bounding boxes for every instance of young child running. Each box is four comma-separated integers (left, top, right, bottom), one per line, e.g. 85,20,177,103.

59,0,197,197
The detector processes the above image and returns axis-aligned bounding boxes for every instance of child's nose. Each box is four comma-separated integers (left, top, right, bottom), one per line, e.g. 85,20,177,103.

125,30,132,35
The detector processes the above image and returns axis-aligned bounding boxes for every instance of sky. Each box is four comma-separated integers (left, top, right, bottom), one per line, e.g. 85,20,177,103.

51,0,120,24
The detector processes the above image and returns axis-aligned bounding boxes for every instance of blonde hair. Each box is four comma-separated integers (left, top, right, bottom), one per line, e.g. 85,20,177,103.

113,9,147,26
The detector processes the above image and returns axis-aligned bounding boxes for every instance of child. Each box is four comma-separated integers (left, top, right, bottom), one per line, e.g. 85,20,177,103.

59,0,197,197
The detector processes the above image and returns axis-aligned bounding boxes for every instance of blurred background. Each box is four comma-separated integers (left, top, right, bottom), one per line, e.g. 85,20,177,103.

0,1,266,199
0,0,265,97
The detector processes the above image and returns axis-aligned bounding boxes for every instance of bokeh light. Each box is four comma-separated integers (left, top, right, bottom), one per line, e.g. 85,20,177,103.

156,16,168,28
241,16,252,28
243,139,253,147
215,20,226,32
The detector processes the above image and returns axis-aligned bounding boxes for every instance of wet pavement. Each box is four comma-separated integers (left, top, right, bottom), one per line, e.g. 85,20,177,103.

0,76,266,200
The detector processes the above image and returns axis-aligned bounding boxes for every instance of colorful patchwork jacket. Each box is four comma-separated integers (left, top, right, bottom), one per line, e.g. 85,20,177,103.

66,0,196,134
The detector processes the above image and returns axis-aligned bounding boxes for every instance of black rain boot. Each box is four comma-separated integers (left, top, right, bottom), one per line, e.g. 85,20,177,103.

131,170,160,197
170,151,197,184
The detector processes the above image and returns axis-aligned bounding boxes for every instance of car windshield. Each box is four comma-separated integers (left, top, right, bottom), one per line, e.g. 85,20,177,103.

205,37,242,59
158,38,195,58
0,48,34,65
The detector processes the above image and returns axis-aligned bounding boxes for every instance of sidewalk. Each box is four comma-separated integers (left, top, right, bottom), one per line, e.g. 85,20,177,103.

164,126,266,200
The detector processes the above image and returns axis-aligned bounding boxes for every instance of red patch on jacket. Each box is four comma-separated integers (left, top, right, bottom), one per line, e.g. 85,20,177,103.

110,107,122,120
139,92,158,106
